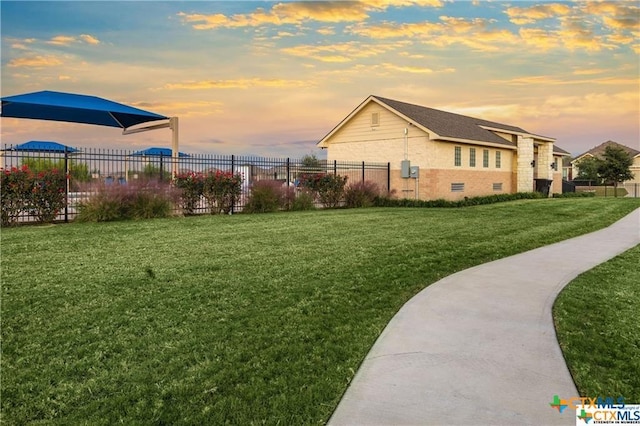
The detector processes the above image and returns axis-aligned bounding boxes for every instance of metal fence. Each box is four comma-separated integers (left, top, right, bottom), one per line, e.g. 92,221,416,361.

1,145,390,223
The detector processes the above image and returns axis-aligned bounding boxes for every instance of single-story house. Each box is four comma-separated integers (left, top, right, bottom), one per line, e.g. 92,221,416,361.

318,95,569,200
571,140,640,184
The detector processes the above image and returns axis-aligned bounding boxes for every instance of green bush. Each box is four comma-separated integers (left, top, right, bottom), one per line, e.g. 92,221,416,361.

245,180,284,213
299,173,348,208
1,165,67,225
174,172,204,215
291,190,316,211
31,169,67,222
552,192,596,198
344,180,381,208
202,170,243,214
1,165,34,226
373,192,544,208
77,181,176,222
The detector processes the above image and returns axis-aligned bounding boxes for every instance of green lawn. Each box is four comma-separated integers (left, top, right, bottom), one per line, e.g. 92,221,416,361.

554,244,640,402
2,198,639,424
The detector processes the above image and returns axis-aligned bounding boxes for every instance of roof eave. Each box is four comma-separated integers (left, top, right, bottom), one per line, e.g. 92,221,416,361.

435,136,517,150
478,125,555,142
317,95,376,147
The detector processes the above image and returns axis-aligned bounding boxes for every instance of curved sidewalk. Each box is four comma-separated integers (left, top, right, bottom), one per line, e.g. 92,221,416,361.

329,208,640,426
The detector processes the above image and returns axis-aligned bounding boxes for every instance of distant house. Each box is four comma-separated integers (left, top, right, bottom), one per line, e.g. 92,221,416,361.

318,95,569,200
571,140,640,184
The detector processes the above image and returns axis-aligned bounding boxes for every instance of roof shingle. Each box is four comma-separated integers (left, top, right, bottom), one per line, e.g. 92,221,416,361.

373,96,535,147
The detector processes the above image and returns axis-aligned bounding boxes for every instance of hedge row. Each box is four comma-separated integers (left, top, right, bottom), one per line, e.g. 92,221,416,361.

552,192,596,198
373,192,546,208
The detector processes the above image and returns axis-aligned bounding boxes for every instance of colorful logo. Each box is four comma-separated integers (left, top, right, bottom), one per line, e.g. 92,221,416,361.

550,395,569,413
577,408,593,424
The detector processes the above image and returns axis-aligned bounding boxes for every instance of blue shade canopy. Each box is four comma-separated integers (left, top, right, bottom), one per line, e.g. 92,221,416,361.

3,140,79,153
1,90,168,129
131,147,188,157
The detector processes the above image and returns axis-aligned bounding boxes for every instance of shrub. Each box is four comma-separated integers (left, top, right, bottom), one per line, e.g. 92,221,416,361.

1,165,33,226
373,192,544,208
299,173,348,208
291,189,315,211
77,180,176,222
202,170,243,214
1,165,67,225
552,192,596,198
245,180,284,213
31,168,67,223
174,172,204,215
344,180,381,208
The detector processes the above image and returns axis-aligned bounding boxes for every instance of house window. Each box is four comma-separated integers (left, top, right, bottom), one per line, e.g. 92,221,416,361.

454,146,461,166
483,149,489,168
493,183,503,191
451,183,464,192
495,151,501,168
371,112,380,127
469,148,476,167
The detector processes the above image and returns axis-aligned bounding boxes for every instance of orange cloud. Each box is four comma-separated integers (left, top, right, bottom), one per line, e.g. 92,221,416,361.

349,16,518,52
281,41,408,62
585,1,639,30
178,0,442,29
495,74,638,87
348,21,441,39
47,35,77,46
163,78,310,90
559,17,616,51
131,100,225,116
381,63,455,74
317,27,336,36
505,3,571,25
8,55,63,68
79,34,100,45
46,34,101,46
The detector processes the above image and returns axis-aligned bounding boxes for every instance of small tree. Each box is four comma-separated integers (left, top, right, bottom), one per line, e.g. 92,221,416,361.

575,156,601,184
597,145,634,197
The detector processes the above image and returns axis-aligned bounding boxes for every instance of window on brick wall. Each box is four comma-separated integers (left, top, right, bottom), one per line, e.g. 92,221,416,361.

483,149,489,168
495,151,501,168
454,146,461,166
469,148,476,167
493,183,503,191
451,182,464,192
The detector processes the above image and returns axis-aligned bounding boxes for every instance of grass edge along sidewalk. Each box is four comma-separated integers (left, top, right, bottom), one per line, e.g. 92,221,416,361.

1,198,639,424
554,244,640,402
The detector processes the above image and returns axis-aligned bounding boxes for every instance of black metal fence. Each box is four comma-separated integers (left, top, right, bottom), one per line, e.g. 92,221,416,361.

1,145,390,223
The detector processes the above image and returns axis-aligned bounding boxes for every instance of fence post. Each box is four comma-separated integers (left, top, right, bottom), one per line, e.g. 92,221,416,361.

159,153,164,181
362,161,365,183
64,148,69,223
286,158,290,186
387,162,391,194
231,154,235,214
333,160,337,176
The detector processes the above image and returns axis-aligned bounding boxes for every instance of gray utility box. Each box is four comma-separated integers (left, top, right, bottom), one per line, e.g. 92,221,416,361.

401,160,411,178
410,166,419,178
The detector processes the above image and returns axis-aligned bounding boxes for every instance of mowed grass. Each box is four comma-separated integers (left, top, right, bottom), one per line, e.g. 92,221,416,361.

2,198,639,424
554,244,640,401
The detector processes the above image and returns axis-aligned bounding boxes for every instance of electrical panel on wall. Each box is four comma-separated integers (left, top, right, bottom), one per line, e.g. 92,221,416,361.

401,160,411,178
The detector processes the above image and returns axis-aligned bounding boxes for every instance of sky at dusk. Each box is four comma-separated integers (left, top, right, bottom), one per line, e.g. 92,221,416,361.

1,0,638,158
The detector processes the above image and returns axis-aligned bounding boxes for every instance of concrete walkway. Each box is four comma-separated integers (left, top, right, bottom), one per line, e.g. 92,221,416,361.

329,208,640,426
